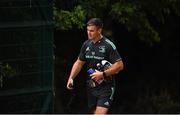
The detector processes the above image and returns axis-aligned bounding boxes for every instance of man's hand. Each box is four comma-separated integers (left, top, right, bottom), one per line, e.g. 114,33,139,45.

91,70,104,84
67,78,74,90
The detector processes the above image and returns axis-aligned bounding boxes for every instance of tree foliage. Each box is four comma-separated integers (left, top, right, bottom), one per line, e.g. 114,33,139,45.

110,0,179,45
54,0,179,45
111,2,160,45
54,5,86,30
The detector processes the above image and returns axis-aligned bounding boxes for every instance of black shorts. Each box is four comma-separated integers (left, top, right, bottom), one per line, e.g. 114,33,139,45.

87,84,115,110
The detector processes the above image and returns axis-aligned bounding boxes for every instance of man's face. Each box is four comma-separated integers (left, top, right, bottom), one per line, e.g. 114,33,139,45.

87,25,101,40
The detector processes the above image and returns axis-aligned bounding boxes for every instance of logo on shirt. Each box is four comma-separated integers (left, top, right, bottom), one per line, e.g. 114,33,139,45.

91,51,95,55
86,47,90,52
104,101,110,106
99,46,105,53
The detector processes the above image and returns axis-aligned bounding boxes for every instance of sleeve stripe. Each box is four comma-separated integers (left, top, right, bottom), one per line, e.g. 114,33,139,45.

105,39,117,50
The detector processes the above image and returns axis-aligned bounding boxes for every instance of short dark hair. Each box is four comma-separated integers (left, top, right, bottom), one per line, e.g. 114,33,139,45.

87,18,103,28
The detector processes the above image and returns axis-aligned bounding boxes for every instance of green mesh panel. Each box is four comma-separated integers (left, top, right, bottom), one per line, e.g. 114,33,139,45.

0,0,54,113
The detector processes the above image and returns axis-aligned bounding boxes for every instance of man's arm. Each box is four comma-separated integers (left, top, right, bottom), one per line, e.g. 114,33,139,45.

104,60,124,76
67,58,85,89
91,60,124,82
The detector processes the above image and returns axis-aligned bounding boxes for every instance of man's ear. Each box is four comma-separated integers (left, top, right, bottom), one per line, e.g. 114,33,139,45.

98,28,102,34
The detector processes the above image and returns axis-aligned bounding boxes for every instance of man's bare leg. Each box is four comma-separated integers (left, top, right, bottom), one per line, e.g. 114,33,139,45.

94,106,109,115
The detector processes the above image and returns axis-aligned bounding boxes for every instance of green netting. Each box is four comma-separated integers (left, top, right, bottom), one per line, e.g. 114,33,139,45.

0,0,54,113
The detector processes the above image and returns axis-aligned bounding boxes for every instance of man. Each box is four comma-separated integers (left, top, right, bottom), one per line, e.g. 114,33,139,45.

66,18,124,114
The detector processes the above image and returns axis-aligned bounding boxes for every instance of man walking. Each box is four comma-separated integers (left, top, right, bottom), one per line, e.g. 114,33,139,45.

66,18,124,114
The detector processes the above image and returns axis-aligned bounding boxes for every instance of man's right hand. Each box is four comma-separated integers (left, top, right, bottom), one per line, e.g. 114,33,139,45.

67,78,74,90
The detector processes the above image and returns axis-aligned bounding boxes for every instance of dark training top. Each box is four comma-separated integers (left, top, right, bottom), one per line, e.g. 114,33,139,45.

78,37,122,74
79,37,122,108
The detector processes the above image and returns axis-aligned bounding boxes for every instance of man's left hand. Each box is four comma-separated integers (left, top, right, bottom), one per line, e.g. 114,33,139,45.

91,70,104,84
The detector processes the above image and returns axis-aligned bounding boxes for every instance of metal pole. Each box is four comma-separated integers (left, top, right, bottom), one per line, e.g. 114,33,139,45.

30,0,32,8
0,62,3,88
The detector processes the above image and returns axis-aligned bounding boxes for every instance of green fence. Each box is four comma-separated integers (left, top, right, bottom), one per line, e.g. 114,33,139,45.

0,0,54,113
